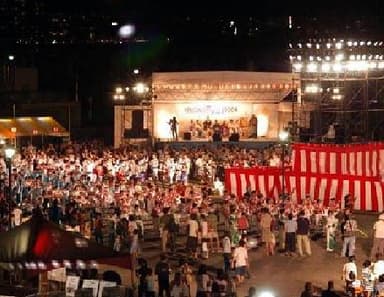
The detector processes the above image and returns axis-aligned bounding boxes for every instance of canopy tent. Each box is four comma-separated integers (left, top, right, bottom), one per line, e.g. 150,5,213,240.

0,117,69,138
0,215,131,270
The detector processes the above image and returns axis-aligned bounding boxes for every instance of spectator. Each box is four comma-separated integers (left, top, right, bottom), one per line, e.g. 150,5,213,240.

284,213,297,256
371,213,384,260
321,281,339,297
300,282,314,297
297,210,312,257
232,240,248,285
155,254,171,297
342,256,357,294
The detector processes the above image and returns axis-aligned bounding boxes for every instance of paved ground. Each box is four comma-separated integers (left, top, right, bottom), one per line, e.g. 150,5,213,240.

140,212,380,297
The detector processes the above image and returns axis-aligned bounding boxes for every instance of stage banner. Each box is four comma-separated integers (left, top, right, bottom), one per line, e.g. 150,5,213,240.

225,167,384,212
292,142,384,177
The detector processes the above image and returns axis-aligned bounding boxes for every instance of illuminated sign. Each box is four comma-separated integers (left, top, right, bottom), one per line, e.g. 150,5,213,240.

184,104,238,115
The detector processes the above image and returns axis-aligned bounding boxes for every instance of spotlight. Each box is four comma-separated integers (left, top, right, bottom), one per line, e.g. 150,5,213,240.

258,291,276,297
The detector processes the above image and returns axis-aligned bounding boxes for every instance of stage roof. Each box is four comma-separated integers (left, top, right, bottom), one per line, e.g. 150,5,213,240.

0,117,69,138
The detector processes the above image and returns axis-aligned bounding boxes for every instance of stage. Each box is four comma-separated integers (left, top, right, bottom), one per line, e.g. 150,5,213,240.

153,137,279,150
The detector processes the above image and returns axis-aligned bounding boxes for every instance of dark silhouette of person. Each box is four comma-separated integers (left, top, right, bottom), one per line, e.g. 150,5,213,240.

249,114,258,138
169,117,178,140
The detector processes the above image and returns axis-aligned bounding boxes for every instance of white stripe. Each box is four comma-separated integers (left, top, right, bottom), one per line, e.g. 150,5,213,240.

372,151,378,176
300,176,306,200
365,181,372,211
330,179,338,199
249,175,256,192
376,182,383,212
310,151,317,173
230,173,237,195
330,152,336,174
379,149,384,176
258,175,266,197
310,177,316,200
341,153,347,175
342,180,350,208
365,151,371,177
268,175,275,193
318,178,327,202
300,150,307,172
356,152,363,176
240,174,247,197
349,152,356,175
319,152,326,174
354,180,361,210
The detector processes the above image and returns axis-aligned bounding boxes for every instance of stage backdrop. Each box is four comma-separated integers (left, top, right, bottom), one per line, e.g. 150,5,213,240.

225,142,384,212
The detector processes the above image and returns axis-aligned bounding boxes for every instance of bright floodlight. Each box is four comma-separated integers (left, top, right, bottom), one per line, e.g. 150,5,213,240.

134,82,149,94
8,55,14,61
133,69,139,74
4,147,16,160
258,291,276,297
118,24,135,38
0,139,5,145
279,130,289,142
115,87,123,94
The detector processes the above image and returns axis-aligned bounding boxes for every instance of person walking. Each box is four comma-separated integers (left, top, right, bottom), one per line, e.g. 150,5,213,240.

370,213,384,260
326,211,338,252
297,210,312,257
341,214,358,258
284,213,297,256
155,254,171,297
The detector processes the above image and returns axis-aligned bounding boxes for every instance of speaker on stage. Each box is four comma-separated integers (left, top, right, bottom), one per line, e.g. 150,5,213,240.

184,132,191,140
229,133,240,142
212,132,222,142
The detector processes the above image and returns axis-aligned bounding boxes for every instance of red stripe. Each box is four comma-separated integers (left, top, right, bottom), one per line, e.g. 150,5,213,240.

372,181,378,212
335,178,343,204
255,173,260,193
285,173,292,196
349,178,355,203
305,174,311,198
314,176,321,201
362,150,366,176
336,152,341,175
360,178,366,211
325,150,331,174
305,150,311,174
323,179,332,206
296,176,302,204
235,171,242,198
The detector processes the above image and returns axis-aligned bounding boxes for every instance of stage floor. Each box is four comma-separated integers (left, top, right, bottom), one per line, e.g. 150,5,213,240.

154,137,279,150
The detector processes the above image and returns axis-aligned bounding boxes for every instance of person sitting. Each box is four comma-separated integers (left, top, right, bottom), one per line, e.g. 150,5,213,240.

321,281,340,297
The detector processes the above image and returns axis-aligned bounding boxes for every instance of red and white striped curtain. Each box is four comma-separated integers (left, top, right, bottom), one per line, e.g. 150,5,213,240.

292,142,384,177
225,168,384,211
225,142,384,212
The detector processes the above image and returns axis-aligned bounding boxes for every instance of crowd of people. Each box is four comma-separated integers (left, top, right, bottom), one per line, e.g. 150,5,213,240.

0,140,383,297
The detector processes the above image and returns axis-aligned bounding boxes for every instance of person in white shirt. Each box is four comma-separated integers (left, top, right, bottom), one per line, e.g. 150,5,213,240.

371,213,384,259
222,232,232,273
373,254,384,280
232,240,248,285
187,213,199,259
342,256,357,292
12,206,22,227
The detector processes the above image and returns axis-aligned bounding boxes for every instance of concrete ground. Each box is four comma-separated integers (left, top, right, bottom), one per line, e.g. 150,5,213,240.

140,212,379,297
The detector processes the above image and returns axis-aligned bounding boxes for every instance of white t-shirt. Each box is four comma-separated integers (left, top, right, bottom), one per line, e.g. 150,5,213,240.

13,208,22,226
233,246,248,267
188,219,199,237
374,261,384,279
343,262,357,281
223,237,231,254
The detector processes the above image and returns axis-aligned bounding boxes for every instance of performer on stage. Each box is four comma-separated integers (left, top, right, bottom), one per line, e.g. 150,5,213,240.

168,116,179,140
249,114,258,138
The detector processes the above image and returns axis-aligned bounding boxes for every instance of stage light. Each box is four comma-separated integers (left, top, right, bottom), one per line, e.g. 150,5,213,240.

305,84,320,94
306,62,318,72
367,41,372,46
288,43,292,48
368,55,373,60
353,41,358,46
379,42,383,46
309,56,314,61
347,41,353,46
316,44,320,49
125,87,130,92
332,94,343,100
306,43,312,48
8,55,15,61
362,55,367,60
333,88,340,94
326,43,331,49
374,42,379,46
111,22,118,26
292,63,303,72
335,53,344,61
279,130,289,141
258,291,276,297
133,69,140,74
335,42,342,49
115,87,123,94
118,24,135,38
333,63,342,72
369,62,377,69
378,62,384,69
321,63,331,72
134,82,149,94
360,41,365,46
297,55,302,60
298,43,302,48
325,56,331,61
317,56,322,61
380,55,384,60
350,55,356,60
118,94,125,100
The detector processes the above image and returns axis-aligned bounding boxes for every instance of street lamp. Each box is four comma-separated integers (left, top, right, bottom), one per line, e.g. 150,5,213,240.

279,130,289,200
4,146,15,229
